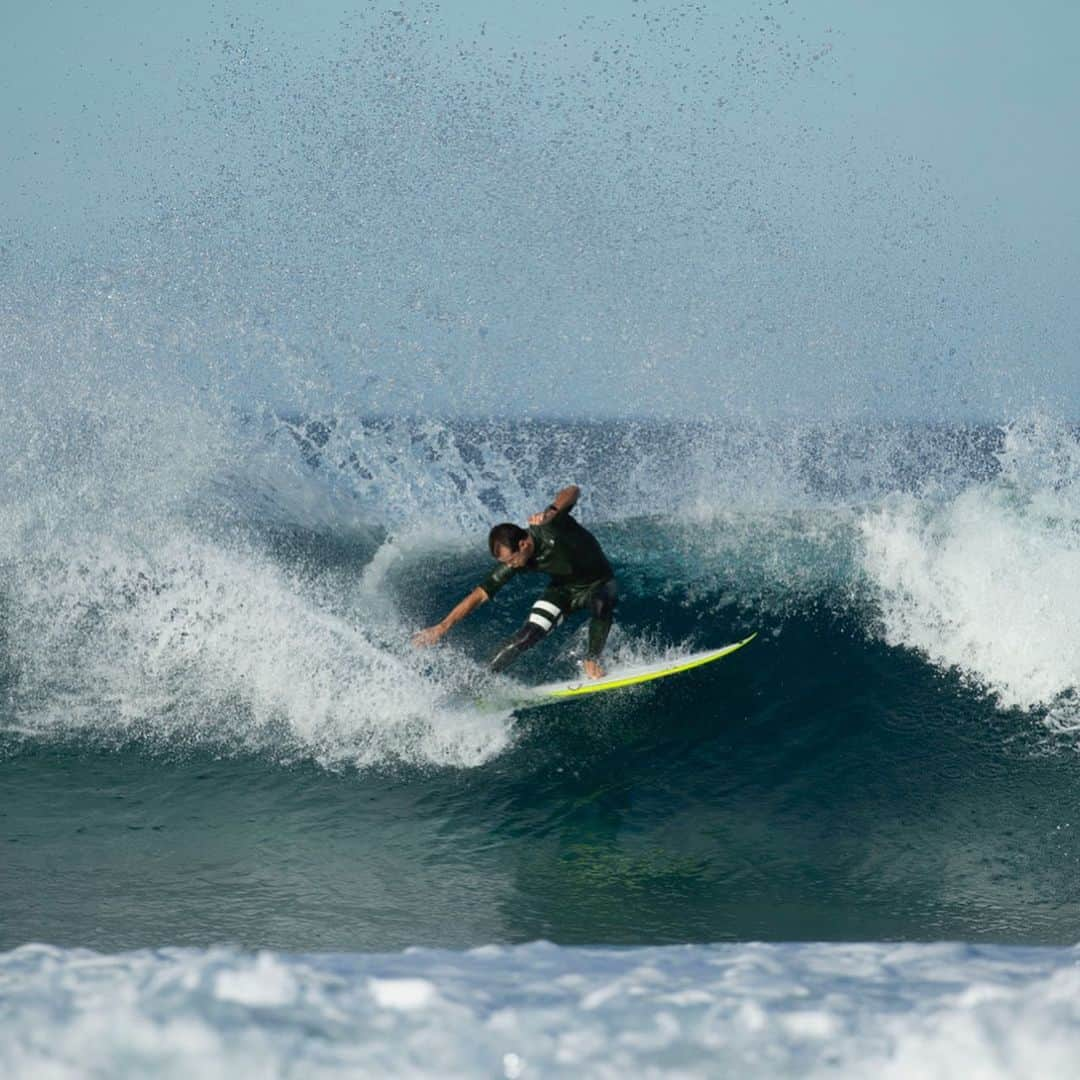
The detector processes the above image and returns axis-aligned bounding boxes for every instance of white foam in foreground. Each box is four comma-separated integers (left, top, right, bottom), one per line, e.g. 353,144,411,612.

2,941,1079,1078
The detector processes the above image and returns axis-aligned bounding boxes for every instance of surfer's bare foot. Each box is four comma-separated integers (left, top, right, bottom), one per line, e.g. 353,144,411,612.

583,659,605,680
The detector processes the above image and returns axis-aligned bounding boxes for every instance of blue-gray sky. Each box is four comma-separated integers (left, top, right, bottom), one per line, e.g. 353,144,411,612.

3,1,1077,418
6,1,1077,246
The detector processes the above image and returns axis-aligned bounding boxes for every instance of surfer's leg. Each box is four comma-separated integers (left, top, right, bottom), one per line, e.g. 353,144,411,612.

488,594,566,673
585,578,618,660
488,623,545,673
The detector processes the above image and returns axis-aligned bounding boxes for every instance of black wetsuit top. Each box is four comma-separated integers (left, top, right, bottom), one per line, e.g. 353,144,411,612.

478,510,613,600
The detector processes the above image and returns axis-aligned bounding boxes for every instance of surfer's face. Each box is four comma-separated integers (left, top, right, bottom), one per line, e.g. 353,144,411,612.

495,536,533,568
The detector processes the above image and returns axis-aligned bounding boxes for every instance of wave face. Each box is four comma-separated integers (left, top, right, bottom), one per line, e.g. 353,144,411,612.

4,409,1080,952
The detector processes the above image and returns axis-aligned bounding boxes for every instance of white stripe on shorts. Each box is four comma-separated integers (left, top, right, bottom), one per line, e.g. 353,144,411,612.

528,611,554,631
533,600,563,619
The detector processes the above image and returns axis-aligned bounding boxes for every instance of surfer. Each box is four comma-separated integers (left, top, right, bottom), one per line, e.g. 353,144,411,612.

412,484,617,678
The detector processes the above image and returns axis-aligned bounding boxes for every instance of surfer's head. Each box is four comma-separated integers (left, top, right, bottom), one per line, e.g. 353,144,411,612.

489,523,533,567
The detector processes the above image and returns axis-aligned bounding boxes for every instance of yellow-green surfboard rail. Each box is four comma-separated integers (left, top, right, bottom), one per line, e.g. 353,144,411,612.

538,632,758,700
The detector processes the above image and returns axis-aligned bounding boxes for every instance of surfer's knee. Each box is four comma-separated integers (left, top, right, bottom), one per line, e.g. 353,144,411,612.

589,579,617,621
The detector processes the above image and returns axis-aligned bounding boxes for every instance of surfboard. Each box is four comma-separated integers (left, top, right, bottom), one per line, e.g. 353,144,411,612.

523,632,757,705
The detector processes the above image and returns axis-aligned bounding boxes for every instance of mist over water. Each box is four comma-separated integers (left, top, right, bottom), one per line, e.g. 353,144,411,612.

3,0,1051,422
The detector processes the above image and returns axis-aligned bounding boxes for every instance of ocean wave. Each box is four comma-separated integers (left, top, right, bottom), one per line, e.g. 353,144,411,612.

2,400,1079,762
1,529,510,768
859,416,1080,720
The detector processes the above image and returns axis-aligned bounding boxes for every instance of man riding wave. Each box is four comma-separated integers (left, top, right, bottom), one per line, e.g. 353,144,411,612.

412,484,617,679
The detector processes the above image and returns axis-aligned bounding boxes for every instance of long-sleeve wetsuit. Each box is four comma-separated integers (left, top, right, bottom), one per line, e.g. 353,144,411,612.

479,508,617,672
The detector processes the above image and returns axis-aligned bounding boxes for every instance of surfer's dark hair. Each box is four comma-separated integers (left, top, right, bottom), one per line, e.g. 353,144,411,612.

489,523,529,556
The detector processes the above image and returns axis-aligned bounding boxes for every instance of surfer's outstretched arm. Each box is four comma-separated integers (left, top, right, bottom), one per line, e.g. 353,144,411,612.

412,587,488,647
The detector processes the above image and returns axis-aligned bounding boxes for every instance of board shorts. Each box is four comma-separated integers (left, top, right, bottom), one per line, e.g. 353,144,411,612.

526,577,618,657
489,577,618,673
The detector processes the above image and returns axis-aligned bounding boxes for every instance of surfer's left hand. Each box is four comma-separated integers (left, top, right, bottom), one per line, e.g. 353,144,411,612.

412,626,444,647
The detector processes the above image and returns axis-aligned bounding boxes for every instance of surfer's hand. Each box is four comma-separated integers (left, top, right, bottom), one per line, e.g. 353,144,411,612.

528,508,554,525
412,625,444,647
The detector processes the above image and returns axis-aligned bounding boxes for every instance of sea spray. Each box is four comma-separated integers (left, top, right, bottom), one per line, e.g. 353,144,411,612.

860,414,1080,722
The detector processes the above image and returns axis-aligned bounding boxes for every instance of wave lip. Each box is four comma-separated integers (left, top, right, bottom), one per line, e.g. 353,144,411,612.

860,418,1080,723
3,941,1080,1078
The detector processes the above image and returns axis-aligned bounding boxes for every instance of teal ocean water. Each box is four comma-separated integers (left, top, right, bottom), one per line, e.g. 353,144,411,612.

4,416,1080,957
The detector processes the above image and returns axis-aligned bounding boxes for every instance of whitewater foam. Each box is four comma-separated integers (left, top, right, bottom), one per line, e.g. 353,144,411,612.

860,417,1080,722
4,528,511,768
3,942,1080,1079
